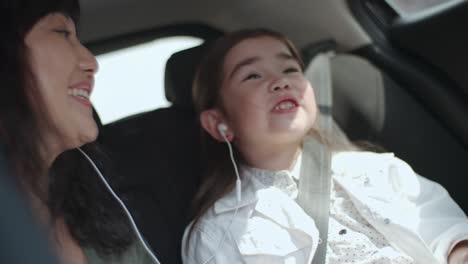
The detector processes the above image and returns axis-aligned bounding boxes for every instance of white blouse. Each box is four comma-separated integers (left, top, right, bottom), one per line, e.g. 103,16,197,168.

182,152,468,264
327,180,414,263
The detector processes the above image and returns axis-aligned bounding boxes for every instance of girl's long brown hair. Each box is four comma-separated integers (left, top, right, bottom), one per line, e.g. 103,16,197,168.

188,28,307,244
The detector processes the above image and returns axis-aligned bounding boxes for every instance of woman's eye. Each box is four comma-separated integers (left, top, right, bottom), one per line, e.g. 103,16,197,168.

243,73,261,81
54,29,71,38
284,67,300,74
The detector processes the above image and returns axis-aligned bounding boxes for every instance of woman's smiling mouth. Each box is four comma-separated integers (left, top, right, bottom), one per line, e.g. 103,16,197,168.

68,81,93,107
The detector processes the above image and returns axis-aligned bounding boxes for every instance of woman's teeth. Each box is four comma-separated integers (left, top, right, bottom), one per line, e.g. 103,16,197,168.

68,88,90,100
274,101,296,111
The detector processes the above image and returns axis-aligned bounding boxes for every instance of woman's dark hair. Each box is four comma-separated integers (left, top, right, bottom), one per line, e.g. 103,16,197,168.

0,0,133,256
188,28,306,244
48,144,134,256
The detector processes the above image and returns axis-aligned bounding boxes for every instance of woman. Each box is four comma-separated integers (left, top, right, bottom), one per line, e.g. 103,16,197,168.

0,0,156,263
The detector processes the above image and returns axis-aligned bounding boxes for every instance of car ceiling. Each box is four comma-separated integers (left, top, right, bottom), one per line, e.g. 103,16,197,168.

79,0,371,51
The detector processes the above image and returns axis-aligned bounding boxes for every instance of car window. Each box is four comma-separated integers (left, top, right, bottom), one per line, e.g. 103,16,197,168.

385,0,462,17
91,36,203,124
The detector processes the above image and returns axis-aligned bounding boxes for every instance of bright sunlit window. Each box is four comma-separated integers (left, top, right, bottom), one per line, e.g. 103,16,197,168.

91,36,203,124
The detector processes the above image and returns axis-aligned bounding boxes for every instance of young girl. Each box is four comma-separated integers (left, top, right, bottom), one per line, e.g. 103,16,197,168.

182,29,468,264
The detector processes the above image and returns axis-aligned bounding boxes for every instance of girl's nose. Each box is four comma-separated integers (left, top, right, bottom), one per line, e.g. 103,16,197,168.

270,78,290,92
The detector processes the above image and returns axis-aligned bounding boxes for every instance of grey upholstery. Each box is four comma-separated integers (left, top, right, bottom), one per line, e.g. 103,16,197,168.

326,52,468,213
330,55,385,140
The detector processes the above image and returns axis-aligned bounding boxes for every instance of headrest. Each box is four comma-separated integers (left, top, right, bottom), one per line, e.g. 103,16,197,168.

302,39,385,141
164,44,209,109
301,39,336,116
301,39,336,67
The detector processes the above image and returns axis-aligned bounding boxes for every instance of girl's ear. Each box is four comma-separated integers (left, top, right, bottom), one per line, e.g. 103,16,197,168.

200,109,233,142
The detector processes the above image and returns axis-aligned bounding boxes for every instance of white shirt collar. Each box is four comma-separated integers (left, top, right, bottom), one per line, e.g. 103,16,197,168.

214,152,303,214
243,152,302,198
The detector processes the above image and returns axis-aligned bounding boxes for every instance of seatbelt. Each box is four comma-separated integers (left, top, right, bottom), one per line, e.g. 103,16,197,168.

297,51,334,264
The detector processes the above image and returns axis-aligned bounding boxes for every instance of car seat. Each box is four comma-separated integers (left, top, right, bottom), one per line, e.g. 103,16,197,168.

99,37,468,264
302,40,468,213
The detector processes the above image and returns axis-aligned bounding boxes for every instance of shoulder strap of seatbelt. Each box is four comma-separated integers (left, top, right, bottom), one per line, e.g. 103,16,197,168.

297,51,333,264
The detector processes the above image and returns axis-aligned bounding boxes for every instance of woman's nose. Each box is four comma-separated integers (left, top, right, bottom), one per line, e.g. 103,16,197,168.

78,43,99,75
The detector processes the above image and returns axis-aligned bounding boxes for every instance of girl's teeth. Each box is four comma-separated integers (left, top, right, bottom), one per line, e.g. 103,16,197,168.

275,101,295,110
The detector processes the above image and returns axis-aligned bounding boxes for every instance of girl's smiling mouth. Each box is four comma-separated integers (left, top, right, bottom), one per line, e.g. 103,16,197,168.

272,97,298,113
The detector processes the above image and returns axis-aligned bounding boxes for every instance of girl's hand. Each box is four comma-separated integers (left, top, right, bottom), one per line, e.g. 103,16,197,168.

448,240,468,264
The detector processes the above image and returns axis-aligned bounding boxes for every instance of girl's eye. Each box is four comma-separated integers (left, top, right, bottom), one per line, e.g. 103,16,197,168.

243,73,261,81
54,29,72,38
284,67,300,74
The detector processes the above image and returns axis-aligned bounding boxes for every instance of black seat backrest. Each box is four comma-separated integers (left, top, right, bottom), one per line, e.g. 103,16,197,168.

165,44,210,109
101,44,211,264
92,107,104,144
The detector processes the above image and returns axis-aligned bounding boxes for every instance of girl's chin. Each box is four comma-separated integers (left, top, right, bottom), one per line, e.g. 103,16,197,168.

269,130,309,144
273,124,312,136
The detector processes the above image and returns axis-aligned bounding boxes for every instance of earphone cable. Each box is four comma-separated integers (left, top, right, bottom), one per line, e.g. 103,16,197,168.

77,147,161,264
200,132,241,264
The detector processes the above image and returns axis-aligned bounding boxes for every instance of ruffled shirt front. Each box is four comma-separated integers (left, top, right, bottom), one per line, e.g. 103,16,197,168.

246,156,414,264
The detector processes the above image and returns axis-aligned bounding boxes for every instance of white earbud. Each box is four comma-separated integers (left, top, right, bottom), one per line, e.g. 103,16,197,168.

217,123,228,137
217,122,241,203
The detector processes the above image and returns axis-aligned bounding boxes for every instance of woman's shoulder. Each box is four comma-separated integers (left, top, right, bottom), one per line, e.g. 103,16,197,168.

85,242,155,264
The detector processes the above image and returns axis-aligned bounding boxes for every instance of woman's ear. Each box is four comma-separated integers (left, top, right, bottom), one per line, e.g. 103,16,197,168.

200,109,233,142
